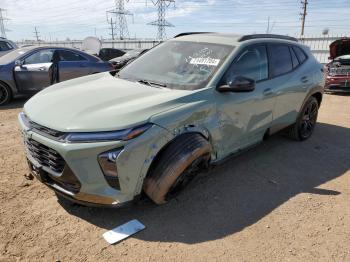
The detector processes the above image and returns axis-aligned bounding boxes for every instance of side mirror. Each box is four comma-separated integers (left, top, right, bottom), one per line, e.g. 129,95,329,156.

217,76,255,93
15,60,24,67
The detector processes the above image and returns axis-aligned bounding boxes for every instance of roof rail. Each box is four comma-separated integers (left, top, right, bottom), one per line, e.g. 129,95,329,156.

174,32,213,38
238,34,298,42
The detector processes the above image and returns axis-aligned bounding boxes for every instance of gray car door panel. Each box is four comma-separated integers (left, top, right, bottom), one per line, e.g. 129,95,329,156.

14,62,52,92
215,44,276,159
58,61,91,82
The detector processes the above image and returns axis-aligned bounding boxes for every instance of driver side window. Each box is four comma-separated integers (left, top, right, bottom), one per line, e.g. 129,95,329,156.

225,45,268,84
24,49,54,65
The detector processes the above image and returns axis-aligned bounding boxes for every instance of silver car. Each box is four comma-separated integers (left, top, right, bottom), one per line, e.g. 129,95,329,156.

0,46,113,105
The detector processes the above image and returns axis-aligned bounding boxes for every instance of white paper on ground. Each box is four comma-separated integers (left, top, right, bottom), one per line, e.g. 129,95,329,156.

103,219,146,244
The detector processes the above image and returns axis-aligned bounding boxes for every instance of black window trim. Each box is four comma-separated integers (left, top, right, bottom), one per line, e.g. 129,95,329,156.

57,48,88,62
219,43,270,86
267,43,309,80
292,45,308,65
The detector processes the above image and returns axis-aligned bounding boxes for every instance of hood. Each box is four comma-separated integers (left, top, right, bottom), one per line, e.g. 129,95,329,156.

329,38,350,59
110,55,134,63
24,72,192,132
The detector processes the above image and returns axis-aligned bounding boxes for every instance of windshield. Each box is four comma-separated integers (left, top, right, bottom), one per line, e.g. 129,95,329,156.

118,41,234,90
0,48,32,64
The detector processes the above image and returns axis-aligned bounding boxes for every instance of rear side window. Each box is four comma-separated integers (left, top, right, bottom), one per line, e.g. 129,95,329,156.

0,41,12,51
59,50,86,61
225,45,268,82
292,46,307,64
269,44,293,77
290,47,299,68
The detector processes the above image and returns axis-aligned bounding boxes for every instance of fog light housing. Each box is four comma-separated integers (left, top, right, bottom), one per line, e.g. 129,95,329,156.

98,148,123,190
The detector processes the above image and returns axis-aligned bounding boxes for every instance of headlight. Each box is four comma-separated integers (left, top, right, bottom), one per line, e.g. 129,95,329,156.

65,123,153,143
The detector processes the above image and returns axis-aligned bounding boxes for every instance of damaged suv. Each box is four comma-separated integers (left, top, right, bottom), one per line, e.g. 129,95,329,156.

326,38,350,92
19,33,324,207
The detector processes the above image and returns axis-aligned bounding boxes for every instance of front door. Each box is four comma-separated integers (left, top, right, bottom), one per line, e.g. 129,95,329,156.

14,49,54,92
215,44,276,158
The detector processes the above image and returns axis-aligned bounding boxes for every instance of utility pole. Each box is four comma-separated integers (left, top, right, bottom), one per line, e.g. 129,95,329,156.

300,0,308,37
0,8,9,38
148,0,175,40
107,17,116,40
106,0,133,40
34,27,41,42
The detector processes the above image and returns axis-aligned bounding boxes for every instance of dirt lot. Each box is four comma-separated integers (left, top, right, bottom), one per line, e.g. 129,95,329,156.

0,94,349,262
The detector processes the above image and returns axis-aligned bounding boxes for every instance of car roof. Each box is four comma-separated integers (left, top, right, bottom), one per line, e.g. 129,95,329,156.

171,32,299,46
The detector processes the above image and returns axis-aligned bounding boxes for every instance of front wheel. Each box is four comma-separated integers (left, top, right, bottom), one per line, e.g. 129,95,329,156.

143,134,211,205
0,83,12,106
286,96,319,141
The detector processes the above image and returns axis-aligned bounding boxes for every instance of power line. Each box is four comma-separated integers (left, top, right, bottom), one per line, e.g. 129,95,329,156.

0,8,9,38
300,0,308,36
106,0,133,40
147,0,175,40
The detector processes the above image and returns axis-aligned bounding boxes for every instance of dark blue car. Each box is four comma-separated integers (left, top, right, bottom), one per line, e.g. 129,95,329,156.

0,46,113,105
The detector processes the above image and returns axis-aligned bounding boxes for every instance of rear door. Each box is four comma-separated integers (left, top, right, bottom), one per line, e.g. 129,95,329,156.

14,49,54,92
58,49,91,81
215,44,276,158
268,44,310,132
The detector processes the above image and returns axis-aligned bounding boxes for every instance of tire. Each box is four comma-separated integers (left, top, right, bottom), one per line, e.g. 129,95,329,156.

143,133,211,205
0,83,12,106
286,96,319,141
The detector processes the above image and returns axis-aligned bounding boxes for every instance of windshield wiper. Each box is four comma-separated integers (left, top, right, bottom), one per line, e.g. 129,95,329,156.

137,79,167,88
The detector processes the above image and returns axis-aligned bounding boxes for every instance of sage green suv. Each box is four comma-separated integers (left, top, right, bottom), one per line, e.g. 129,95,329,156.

19,33,324,207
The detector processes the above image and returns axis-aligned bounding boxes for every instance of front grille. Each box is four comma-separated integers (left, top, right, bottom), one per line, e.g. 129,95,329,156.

25,138,65,174
329,67,350,76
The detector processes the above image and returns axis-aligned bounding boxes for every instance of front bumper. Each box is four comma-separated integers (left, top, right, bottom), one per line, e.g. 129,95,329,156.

325,76,350,92
19,115,173,207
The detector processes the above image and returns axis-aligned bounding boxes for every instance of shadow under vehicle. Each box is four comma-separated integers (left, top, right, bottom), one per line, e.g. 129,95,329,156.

0,46,113,105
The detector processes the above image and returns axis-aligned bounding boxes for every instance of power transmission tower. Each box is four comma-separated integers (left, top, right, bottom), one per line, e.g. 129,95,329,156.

106,0,133,40
300,0,308,36
0,8,9,38
34,26,41,42
148,0,175,40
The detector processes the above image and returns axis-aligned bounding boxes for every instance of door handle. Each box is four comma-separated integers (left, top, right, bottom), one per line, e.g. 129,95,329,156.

38,67,46,71
300,76,309,83
263,88,274,96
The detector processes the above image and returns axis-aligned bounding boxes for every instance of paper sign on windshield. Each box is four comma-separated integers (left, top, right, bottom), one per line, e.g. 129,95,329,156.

190,57,220,66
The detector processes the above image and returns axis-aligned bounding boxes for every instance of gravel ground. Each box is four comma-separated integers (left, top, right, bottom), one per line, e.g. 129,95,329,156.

0,94,349,262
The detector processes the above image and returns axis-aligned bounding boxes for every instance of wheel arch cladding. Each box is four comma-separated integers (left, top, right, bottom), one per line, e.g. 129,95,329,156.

144,132,211,181
142,132,212,204
312,92,322,107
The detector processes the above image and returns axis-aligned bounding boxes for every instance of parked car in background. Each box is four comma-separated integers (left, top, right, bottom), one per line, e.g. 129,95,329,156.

0,46,113,105
19,33,324,207
0,37,18,57
325,38,350,92
98,48,125,61
110,48,148,69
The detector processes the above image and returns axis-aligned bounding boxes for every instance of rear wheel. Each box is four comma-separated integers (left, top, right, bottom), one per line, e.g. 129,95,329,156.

0,83,11,106
286,96,319,141
143,133,211,205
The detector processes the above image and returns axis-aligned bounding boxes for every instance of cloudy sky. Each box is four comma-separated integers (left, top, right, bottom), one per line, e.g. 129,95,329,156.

1,0,350,41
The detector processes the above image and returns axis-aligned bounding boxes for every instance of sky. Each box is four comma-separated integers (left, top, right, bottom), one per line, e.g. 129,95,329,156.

1,0,350,41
